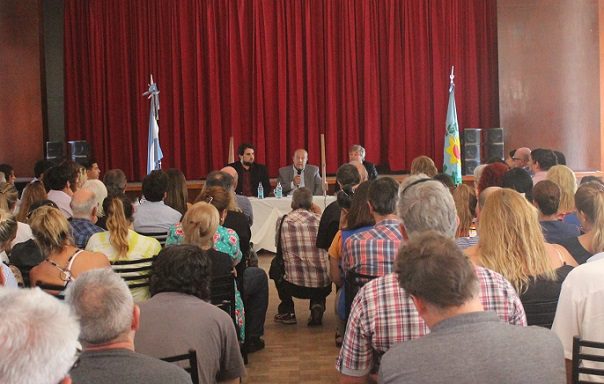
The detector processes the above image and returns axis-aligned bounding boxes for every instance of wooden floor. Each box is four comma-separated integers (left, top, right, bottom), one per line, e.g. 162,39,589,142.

242,253,340,384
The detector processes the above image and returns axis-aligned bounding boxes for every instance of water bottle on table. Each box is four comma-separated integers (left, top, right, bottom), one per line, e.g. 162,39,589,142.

257,183,264,199
275,182,283,198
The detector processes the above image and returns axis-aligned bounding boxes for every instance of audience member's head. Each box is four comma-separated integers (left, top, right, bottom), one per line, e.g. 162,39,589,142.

348,144,366,162
61,160,84,193
530,148,558,173
82,179,108,217
182,202,220,250
44,163,74,193
532,180,561,217
70,188,98,220
0,288,80,384
34,159,56,181
291,187,313,211
472,164,487,193
477,188,553,293
205,170,235,191
502,168,533,201
575,182,604,253
452,184,476,238
165,168,188,216
398,175,457,238
346,181,374,230
103,194,134,259
477,162,508,194
336,184,355,212
553,150,566,166
432,173,455,192
196,185,232,216
511,147,531,169
486,156,506,165
103,169,127,197
336,163,361,189
29,205,74,256
580,175,604,185
219,167,239,190
149,244,211,301
0,164,15,185
66,268,134,345
0,182,18,212
16,181,47,223
349,160,368,182
546,165,577,213
82,158,101,180
410,156,438,177
238,143,256,166
396,231,479,318
368,177,399,217
142,170,168,202
0,209,18,253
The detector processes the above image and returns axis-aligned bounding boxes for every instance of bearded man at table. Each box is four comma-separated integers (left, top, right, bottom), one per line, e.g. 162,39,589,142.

277,148,323,196
228,143,271,197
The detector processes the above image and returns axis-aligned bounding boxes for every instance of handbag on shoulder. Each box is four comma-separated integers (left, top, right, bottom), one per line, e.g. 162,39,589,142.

269,214,287,284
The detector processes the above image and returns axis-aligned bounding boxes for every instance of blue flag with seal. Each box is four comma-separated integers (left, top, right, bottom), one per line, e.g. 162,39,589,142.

443,66,462,185
144,75,163,175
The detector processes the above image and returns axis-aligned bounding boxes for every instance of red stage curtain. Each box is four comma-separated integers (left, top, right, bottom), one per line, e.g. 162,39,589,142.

64,0,499,181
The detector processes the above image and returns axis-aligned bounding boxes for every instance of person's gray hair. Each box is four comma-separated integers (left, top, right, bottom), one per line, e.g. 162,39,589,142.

398,174,457,238
0,288,80,384
82,179,108,217
291,187,313,210
70,189,98,218
65,268,134,344
349,144,366,159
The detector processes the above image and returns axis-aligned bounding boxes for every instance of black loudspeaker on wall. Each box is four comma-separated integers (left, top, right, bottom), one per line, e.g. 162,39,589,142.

68,140,90,164
462,128,481,175
485,128,504,161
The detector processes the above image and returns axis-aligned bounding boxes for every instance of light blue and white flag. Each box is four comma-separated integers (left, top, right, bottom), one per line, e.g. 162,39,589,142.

144,75,163,174
443,66,462,185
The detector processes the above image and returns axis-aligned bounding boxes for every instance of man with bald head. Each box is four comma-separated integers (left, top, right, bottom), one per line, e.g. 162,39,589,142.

277,149,323,196
218,166,253,225
511,147,531,170
70,188,103,248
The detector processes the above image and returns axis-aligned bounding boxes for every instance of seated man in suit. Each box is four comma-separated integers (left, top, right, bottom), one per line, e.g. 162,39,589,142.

227,143,271,197
349,145,378,180
277,149,323,196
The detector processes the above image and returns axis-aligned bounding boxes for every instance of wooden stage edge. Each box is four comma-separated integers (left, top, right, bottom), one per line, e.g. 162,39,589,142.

124,171,604,202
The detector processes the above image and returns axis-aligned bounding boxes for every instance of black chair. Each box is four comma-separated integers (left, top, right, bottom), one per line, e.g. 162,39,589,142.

110,257,156,290
136,231,169,247
160,349,199,384
210,273,248,364
572,336,604,383
35,281,67,300
344,270,378,321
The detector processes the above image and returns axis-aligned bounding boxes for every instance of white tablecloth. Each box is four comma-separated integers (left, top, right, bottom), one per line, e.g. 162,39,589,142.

250,195,337,252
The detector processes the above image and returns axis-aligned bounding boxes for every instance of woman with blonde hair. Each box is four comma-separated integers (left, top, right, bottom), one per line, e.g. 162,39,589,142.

546,164,578,223
466,188,576,328
86,194,161,301
15,181,47,223
410,156,438,177
559,182,604,264
29,205,109,291
0,209,19,287
0,182,34,253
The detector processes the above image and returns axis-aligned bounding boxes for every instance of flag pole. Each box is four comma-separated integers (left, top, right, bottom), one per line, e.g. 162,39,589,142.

320,133,327,204
228,136,235,164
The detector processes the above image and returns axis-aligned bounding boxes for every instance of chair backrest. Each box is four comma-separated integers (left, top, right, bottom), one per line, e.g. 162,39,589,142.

160,349,199,384
210,273,236,321
572,336,604,383
344,270,378,320
110,257,156,290
136,231,168,247
35,281,67,300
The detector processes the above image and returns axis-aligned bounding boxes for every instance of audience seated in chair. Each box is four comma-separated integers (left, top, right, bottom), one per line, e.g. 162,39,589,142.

134,245,246,384
66,268,193,384
0,288,80,384
336,175,527,383
533,180,580,244
69,188,103,249
45,162,79,219
28,205,109,293
0,209,20,288
165,168,190,217
86,194,161,302
0,182,34,260
133,170,182,233
273,187,331,327
217,167,254,225
378,231,566,384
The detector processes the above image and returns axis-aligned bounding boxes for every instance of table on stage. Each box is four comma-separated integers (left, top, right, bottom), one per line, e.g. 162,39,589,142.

250,195,337,253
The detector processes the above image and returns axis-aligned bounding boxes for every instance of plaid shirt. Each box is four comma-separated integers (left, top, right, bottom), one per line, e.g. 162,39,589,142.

341,219,403,277
69,218,104,249
336,266,527,376
277,209,330,288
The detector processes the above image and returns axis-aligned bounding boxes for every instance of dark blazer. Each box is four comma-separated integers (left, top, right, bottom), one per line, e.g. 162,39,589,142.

363,160,378,180
277,164,323,196
228,161,271,197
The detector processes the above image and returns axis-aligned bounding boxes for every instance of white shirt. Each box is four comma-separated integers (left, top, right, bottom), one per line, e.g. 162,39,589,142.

552,258,604,382
133,199,182,233
47,189,73,218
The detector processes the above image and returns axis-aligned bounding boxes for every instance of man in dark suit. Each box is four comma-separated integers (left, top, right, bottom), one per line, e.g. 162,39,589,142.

227,143,271,197
349,144,378,180
277,149,324,196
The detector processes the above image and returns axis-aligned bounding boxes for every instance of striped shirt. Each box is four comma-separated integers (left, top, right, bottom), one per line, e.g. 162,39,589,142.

341,219,404,278
336,266,527,377
278,209,330,288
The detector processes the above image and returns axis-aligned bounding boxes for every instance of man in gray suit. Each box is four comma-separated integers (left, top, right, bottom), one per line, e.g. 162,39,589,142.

278,149,323,196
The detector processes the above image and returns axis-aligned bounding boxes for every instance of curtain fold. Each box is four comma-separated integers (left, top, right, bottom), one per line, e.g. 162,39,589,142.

64,0,499,181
